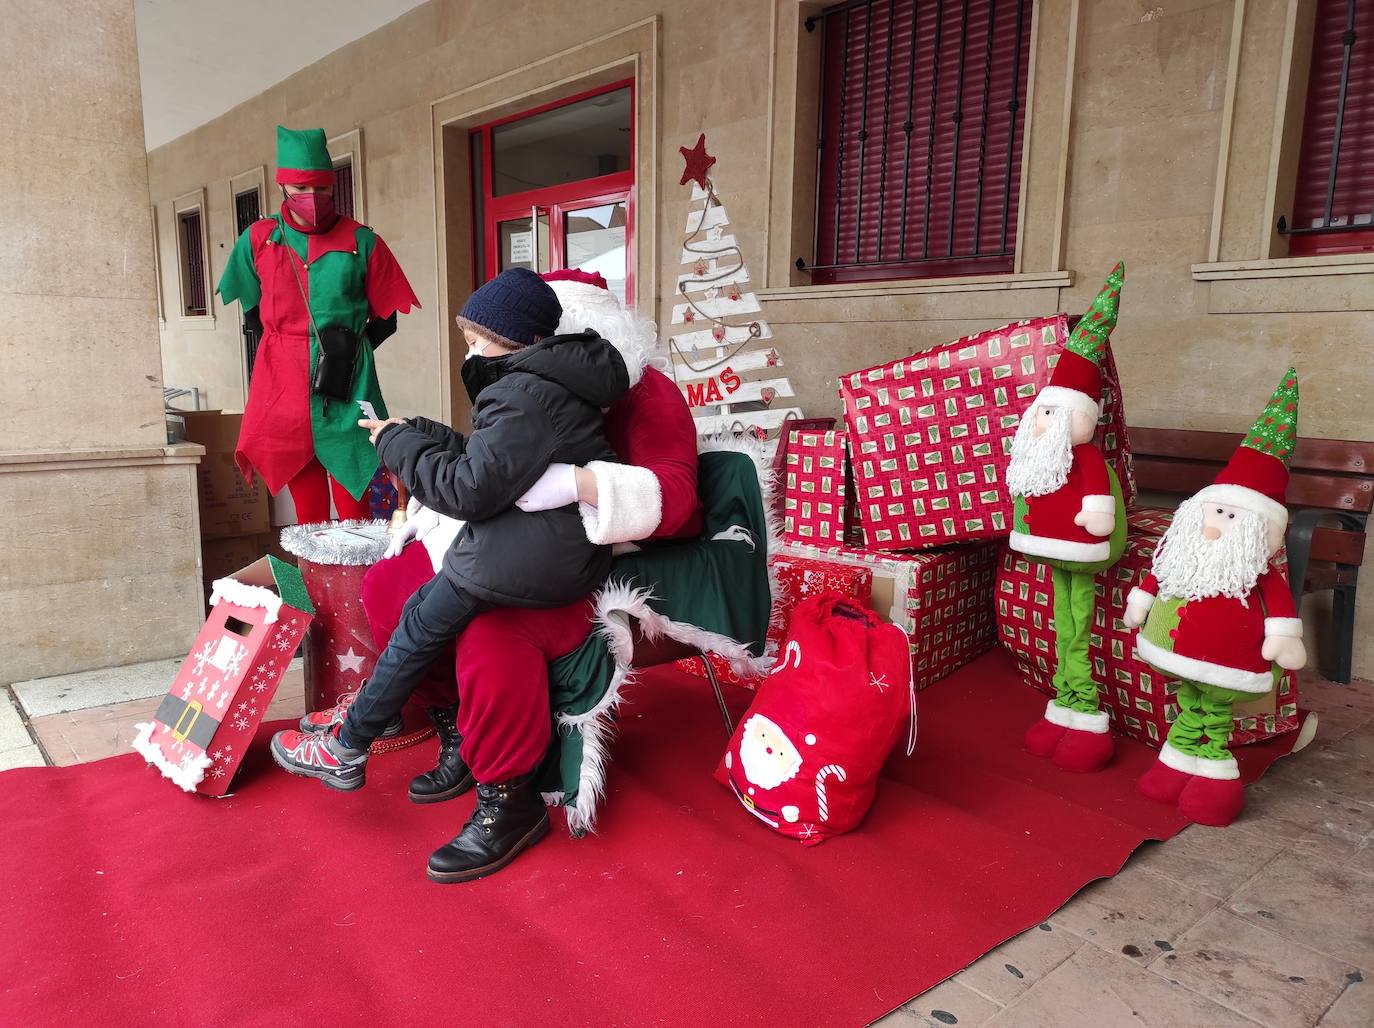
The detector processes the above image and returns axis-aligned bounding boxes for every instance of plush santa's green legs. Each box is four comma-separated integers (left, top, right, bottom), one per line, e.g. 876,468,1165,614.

1139,679,1247,825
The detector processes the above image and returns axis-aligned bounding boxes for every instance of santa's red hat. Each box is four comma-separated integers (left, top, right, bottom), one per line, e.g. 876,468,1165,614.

542,269,620,317
1034,262,1124,421
1193,367,1299,535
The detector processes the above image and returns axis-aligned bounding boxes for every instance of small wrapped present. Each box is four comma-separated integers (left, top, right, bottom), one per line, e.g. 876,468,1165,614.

782,430,851,547
995,507,1300,748
840,314,1134,549
777,540,1000,691
676,552,874,687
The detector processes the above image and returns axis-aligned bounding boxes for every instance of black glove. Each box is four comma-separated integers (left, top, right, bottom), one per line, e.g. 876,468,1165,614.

366,312,398,349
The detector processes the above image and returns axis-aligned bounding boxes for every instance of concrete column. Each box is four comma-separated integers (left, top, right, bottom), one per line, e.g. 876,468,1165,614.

0,0,203,682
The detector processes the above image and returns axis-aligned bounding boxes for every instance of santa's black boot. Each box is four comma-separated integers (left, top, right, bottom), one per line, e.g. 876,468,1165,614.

408,704,475,804
426,773,550,884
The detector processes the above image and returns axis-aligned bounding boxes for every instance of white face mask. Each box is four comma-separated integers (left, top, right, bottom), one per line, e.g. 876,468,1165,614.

464,339,490,361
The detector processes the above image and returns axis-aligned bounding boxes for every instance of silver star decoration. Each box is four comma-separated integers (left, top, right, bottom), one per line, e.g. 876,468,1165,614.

337,647,366,673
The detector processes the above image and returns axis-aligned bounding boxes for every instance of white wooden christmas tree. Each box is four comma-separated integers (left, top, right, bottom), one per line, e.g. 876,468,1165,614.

669,134,801,439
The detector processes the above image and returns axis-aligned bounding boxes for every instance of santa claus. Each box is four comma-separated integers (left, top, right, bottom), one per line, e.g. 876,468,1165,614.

1009,263,1128,773
1124,368,1306,827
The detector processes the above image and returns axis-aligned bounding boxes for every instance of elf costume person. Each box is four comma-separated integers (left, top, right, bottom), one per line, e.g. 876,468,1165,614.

1124,369,1306,827
217,126,420,524
1008,263,1129,773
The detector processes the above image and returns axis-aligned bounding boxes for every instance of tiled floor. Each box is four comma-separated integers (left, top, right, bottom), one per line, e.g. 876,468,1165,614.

6,667,1373,1027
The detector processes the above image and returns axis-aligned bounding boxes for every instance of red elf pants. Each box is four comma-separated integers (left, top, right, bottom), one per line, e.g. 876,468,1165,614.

287,457,372,524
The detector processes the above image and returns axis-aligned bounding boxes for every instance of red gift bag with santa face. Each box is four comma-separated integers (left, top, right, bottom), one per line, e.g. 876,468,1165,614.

715,594,916,845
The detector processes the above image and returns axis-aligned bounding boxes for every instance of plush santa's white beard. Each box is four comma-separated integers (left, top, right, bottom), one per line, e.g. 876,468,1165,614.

1151,499,1272,603
555,301,669,377
1005,406,1074,498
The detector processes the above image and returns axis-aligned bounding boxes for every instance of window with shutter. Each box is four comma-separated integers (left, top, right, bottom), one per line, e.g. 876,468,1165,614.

333,158,355,221
1282,0,1374,257
178,209,208,317
804,0,1031,284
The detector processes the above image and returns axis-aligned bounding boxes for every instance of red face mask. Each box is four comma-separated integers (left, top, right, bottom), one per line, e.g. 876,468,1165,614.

283,189,335,228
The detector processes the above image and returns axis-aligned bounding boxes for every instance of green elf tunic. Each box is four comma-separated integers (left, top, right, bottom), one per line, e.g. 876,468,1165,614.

216,213,419,500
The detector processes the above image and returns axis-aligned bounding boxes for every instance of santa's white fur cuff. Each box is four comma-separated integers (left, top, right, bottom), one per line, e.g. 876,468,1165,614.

1158,740,1198,775
581,461,663,546
1033,385,1102,422
1135,632,1274,693
1080,494,1116,515
1126,587,1155,612
1192,754,1241,781
1009,530,1111,563
1264,617,1303,639
1043,700,1108,733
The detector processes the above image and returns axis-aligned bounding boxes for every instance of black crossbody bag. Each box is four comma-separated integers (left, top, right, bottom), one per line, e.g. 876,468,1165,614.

288,247,360,403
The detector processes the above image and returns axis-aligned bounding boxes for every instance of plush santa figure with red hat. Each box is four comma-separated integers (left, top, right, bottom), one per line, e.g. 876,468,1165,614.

1124,369,1306,826
1009,263,1129,773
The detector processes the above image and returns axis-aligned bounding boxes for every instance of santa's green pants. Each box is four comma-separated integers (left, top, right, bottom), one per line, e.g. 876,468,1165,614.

1165,680,1248,761
1050,566,1101,715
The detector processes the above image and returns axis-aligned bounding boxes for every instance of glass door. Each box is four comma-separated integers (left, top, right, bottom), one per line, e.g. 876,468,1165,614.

472,81,635,302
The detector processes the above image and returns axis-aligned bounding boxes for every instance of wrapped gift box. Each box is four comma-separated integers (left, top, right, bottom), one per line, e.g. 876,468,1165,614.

133,555,315,796
840,314,1134,549
782,430,851,547
777,540,1000,691
995,507,1299,748
677,552,874,687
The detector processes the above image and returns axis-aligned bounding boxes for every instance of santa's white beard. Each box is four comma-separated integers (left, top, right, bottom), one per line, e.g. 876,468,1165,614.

1151,499,1272,603
1005,406,1074,498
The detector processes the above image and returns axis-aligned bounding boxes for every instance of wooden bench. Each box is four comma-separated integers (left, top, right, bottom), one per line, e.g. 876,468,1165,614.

1129,427,1373,683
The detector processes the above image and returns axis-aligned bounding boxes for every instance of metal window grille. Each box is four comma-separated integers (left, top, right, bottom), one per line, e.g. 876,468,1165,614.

234,188,263,380
180,210,207,316
333,159,355,220
803,0,1031,284
1279,0,1374,252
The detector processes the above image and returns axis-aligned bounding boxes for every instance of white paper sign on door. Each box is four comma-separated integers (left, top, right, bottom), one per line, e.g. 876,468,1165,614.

508,231,532,264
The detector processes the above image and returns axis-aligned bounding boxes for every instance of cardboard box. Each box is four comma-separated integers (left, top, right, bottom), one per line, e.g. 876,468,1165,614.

995,507,1299,749
134,555,315,796
839,314,1134,549
777,540,1000,691
180,411,270,540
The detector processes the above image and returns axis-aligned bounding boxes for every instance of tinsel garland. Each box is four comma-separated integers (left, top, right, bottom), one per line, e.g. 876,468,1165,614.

279,519,392,566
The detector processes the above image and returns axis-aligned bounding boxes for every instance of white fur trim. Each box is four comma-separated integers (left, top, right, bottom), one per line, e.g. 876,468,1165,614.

546,279,655,389
1192,754,1241,781
1264,617,1303,639
1069,708,1110,734
581,462,664,546
1193,483,1289,533
1127,587,1156,611
1044,700,1075,728
1008,530,1110,563
131,722,210,792
1135,633,1273,694
1033,385,1101,421
1080,494,1115,514
209,578,283,624
1158,741,1198,775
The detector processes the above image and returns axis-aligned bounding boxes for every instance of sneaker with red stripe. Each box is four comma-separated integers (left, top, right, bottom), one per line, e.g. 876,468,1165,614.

298,690,403,739
270,726,368,791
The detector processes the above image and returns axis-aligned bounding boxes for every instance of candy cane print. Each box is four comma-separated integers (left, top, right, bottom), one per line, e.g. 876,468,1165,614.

815,764,846,822
770,640,802,676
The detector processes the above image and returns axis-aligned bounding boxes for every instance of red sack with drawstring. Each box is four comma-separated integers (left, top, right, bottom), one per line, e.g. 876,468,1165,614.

714,594,916,846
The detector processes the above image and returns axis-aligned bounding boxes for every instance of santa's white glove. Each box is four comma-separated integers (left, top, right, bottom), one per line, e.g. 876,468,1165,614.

383,499,440,559
1122,602,1149,631
1262,634,1307,671
516,463,579,512
1074,509,1115,538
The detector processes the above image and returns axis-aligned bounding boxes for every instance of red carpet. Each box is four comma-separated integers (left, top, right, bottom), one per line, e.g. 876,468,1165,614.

0,651,1295,1027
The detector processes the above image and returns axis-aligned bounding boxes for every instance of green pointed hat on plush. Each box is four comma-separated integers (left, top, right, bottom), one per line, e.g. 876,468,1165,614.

1196,367,1299,534
1039,261,1125,420
275,126,335,187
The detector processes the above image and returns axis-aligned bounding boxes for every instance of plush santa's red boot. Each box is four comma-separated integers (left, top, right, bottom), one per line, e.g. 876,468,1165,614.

1024,700,1071,757
1137,742,1196,804
1177,756,1244,826
1050,709,1114,773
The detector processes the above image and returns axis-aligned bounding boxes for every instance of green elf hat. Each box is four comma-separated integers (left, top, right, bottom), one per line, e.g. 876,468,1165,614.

1037,261,1125,422
1195,367,1299,535
275,126,335,187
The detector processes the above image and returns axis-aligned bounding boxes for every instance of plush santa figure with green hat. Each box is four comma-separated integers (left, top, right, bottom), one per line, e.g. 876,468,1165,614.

217,126,420,524
1008,263,1129,773
1124,369,1306,826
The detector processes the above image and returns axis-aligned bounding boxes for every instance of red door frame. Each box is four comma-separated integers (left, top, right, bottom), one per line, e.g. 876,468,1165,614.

472,79,636,304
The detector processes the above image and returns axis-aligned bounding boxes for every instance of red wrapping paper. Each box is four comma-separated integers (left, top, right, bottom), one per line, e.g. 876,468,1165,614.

995,507,1300,749
782,430,851,547
840,314,1134,549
